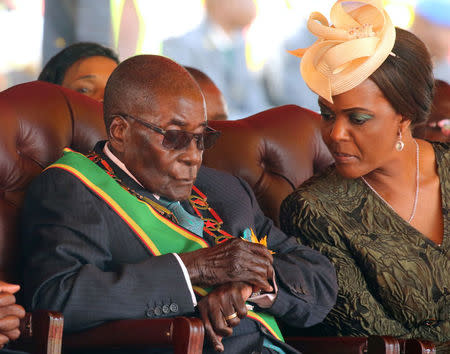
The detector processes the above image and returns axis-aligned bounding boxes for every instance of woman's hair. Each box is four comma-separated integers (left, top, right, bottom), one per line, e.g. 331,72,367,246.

370,27,434,127
38,42,119,85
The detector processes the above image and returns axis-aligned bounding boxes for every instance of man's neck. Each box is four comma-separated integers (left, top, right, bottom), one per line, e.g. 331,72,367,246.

103,141,144,188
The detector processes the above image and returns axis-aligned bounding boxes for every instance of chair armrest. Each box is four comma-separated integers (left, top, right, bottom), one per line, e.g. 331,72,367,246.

398,338,437,354
286,335,403,354
9,310,64,354
367,335,400,353
63,317,204,354
286,336,368,354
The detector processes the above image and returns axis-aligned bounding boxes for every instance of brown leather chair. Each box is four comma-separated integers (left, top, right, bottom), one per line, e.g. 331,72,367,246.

0,81,435,354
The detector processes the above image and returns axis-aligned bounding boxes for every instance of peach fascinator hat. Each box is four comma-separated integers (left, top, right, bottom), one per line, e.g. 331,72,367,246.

289,0,396,103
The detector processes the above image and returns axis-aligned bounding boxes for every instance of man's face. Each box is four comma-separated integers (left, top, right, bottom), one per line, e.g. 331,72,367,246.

121,93,207,201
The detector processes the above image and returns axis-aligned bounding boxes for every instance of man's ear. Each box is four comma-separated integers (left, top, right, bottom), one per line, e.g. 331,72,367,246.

109,116,130,153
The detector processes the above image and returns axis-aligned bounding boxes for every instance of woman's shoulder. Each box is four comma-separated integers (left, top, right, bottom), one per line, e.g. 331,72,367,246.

430,141,449,180
288,166,353,201
431,141,449,162
282,165,365,216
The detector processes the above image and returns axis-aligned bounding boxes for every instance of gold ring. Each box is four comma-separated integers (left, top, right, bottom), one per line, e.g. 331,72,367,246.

224,312,238,321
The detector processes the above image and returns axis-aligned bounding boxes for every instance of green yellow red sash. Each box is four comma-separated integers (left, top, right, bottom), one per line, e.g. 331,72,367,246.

47,148,284,341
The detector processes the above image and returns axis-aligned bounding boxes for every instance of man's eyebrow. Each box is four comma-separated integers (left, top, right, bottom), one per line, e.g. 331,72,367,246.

167,118,207,128
167,118,186,127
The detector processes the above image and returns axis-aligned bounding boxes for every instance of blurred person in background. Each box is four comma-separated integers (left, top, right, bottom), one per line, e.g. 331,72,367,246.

163,0,271,120
264,25,320,113
185,66,228,121
38,42,119,102
0,0,41,90
411,0,450,83
42,0,113,65
414,79,450,143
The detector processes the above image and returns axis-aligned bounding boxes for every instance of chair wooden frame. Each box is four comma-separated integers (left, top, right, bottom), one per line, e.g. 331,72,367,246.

286,335,437,354
62,317,204,354
9,310,64,354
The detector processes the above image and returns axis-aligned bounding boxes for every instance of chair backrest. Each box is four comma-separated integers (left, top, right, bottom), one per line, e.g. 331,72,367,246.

206,105,333,224
0,81,106,282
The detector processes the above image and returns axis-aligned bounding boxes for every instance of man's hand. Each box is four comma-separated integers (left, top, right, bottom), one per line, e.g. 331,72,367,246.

0,282,25,348
198,282,252,352
180,238,274,291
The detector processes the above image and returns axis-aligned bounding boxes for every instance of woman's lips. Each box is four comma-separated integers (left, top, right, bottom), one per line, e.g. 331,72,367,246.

332,151,357,163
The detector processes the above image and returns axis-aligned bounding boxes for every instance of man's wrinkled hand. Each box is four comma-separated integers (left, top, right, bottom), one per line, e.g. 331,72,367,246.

198,282,252,352
0,282,25,348
180,238,274,291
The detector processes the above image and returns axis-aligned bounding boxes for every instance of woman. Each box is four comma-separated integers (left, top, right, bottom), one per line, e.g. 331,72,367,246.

280,0,449,350
38,42,119,102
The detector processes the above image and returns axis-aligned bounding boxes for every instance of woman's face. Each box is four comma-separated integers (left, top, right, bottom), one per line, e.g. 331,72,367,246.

61,56,118,102
319,78,405,179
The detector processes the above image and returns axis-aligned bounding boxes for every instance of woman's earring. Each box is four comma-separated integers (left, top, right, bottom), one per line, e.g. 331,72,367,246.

395,130,404,151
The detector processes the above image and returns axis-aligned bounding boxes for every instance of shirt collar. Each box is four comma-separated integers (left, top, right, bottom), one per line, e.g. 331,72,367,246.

103,143,159,200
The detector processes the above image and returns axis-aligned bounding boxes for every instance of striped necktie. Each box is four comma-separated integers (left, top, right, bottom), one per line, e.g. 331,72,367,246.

159,198,204,237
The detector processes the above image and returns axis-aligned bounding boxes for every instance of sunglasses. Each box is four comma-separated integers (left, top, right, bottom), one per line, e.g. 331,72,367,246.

113,114,221,150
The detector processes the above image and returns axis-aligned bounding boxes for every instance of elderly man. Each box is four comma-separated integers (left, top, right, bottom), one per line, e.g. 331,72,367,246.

21,55,337,353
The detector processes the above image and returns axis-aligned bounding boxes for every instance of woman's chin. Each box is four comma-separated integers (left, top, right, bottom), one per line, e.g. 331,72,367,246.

335,165,363,180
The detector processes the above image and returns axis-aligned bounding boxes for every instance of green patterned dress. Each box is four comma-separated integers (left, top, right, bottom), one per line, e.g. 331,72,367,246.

280,142,449,351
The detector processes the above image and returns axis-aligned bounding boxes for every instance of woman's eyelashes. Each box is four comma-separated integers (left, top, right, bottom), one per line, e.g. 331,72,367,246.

319,106,374,125
349,112,374,125
318,98,374,125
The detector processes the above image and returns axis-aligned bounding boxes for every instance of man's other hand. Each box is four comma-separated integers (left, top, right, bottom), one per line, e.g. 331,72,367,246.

180,238,274,291
0,282,25,348
198,281,252,352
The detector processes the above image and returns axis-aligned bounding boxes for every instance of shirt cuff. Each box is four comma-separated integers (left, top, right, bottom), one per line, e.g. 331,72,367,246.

172,253,197,307
247,274,278,308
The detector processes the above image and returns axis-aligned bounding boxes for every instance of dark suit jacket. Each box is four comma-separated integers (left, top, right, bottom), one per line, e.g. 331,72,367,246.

21,142,337,353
